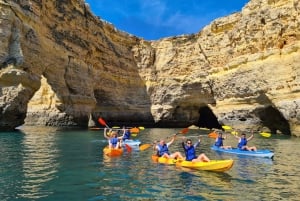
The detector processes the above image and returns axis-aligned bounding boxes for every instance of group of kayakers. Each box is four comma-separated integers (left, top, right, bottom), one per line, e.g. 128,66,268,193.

103,124,258,162
103,127,131,149
153,130,257,162
215,130,257,151
153,134,211,162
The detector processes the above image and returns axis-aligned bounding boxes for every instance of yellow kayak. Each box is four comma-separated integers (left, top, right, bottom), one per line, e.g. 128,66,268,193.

176,159,234,172
103,146,123,157
151,155,183,165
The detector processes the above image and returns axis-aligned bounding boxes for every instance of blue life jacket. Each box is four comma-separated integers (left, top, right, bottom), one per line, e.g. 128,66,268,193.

157,144,169,156
184,145,197,161
123,130,131,140
215,137,224,147
238,138,247,149
110,138,118,148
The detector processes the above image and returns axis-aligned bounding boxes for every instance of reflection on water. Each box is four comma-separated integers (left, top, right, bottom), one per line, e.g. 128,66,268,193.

0,127,299,201
19,127,59,199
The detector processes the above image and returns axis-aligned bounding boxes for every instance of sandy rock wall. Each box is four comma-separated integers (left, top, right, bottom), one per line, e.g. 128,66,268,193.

0,0,300,135
132,0,300,134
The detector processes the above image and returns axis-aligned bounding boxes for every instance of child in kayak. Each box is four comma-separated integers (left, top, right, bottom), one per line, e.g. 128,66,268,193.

104,128,123,149
154,134,184,159
214,131,232,149
182,137,210,162
235,131,257,151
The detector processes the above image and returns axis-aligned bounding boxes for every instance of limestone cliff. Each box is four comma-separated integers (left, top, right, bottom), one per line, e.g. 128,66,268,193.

0,0,299,136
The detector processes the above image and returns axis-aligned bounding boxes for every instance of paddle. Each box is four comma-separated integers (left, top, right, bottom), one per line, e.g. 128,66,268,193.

125,144,132,152
139,144,152,151
98,117,109,128
140,128,189,151
208,131,218,139
260,132,271,138
222,125,232,130
130,127,140,133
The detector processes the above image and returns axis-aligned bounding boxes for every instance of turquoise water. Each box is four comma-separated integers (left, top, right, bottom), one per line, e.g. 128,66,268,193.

0,126,299,201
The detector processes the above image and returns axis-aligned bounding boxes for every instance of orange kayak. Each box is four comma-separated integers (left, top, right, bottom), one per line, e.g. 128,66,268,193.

103,146,123,157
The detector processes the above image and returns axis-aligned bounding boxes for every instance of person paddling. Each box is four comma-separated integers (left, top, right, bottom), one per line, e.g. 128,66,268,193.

104,128,123,149
214,131,232,149
235,131,257,151
121,127,131,141
154,134,184,159
182,137,210,162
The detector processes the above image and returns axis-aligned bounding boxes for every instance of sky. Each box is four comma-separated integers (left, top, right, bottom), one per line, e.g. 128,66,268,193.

85,0,250,40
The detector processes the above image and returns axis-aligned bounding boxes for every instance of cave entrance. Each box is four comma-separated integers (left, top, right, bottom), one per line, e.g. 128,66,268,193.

254,105,291,135
197,106,222,130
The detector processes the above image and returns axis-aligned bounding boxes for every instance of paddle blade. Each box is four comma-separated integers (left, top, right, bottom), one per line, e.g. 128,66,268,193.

179,128,189,134
125,144,132,152
98,118,108,127
222,125,232,130
260,132,271,138
208,132,218,139
138,126,145,130
231,131,238,135
130,127,140,133
139,144,152,151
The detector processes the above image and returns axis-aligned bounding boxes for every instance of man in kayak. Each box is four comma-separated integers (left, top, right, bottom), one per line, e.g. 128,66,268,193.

104,128,123,149
121,127,131,141
154,134,184,159
235,131,257,151
182,137,210,162
215,131,232,149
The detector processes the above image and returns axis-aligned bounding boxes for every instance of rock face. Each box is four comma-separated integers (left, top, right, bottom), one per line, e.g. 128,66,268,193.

0,0,300,136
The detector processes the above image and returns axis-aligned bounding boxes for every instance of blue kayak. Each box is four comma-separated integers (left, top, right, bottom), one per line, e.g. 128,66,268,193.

123,139,141,147
211,146,274,159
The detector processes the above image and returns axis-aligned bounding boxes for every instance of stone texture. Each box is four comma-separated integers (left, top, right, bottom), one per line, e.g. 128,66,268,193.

0,0,300,136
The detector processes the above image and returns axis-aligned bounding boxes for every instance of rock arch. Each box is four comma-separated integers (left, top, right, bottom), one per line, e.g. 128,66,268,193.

254,106,291,135
197,106,222,130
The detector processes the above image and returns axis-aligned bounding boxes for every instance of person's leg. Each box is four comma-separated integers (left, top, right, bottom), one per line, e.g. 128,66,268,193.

242,146,251,151
171,152,184,159
195,153,210,162
117,141,122,149
162,153,170,158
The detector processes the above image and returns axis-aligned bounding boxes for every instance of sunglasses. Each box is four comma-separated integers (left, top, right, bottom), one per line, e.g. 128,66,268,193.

187,142,192,144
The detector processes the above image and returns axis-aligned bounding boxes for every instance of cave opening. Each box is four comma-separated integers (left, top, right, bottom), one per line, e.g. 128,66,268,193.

254,105,291,135
197,106,222,130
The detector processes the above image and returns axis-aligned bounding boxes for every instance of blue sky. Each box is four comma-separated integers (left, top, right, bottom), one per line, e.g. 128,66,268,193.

85,0,250,40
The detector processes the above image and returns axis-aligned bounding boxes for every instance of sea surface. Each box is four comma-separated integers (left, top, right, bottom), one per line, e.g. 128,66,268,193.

0,126,299,201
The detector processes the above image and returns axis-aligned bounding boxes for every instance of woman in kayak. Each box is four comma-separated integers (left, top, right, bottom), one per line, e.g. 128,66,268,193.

104,128,123,149
154,134,184,159
235,131,257,151
215,131,232,149
182,137,210,162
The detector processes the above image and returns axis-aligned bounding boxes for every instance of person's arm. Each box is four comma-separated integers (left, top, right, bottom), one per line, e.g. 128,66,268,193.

181,137,186,150
104,128,110,139
167,134,176,146
181,141,186,150
153,141,158,151
194,137,201,148
120,127,126,138
247,131,254,141
223,133,227,140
